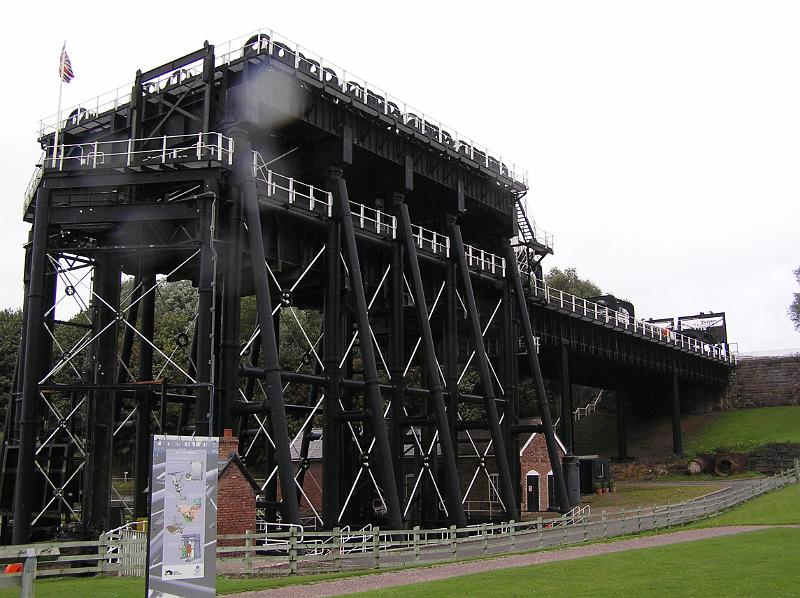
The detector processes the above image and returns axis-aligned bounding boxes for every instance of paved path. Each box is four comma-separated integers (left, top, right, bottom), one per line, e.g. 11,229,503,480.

230,525,780,597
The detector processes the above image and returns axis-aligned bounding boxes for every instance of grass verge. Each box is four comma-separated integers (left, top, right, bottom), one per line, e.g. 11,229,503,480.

345,528,800,597
686,405,800,454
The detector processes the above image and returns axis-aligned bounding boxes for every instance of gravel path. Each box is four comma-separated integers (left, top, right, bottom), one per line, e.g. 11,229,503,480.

230,525,779,597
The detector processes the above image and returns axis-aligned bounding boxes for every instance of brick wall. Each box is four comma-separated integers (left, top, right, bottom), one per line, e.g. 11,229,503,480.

519,434,563,513
217,431,256,544
724,356,800,409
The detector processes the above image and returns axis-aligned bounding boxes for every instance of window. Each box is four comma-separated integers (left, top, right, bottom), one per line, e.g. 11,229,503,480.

489,473,500,504
405,474,416,502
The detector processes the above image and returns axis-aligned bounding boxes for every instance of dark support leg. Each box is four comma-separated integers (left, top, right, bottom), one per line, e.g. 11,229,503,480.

233,129,300,525
501,275,519,509
13,189,51,544
328,170,403,529
84,253,120,535
672,373,683,456
114,280,141,424
388,220,405,501
134,272,155,518
559,343,573,454
397,201,467,528
322,219,342,528
504,244,570,514
445,262,458,455
614,384,631,461
219,199,243,434
448,221,518,522
195,196,214,437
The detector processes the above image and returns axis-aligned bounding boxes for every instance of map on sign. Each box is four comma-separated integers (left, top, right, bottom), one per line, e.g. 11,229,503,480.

163,451,207,579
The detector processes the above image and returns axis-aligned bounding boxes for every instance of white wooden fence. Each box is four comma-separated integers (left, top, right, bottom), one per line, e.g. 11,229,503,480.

2,461,797,590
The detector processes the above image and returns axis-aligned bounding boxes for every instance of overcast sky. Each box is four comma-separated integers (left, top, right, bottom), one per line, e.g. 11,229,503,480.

1,1,798,352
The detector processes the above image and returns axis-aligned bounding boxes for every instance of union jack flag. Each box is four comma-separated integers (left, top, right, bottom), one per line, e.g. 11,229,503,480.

59,43,74,83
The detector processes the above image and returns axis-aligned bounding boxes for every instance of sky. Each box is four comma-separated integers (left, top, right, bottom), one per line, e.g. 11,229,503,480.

0,1,798,353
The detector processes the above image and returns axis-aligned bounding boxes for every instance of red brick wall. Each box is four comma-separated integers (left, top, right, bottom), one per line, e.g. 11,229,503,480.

217,433,256,545
519,434,563,513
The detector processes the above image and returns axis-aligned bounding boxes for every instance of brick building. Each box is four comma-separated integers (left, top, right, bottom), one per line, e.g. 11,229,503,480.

217,429,259,543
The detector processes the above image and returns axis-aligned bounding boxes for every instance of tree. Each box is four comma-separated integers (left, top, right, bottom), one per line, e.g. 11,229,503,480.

790,267,800,331
545,267,602,298
0,308,23,428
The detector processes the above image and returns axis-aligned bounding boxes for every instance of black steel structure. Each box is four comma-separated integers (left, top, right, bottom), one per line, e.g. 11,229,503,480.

1,30,736,543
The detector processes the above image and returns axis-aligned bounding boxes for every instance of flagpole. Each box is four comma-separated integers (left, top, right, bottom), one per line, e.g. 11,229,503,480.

52,41,66,168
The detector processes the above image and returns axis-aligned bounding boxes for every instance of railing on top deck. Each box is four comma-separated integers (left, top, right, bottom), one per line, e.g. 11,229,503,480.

528,277,736,364
464,244,506,277
23,151,45,216
42,132,234,172
38,27,528,188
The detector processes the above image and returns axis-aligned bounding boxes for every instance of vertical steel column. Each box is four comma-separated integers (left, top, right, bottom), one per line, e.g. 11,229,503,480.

322,213,342,527
114,280,140,424
388,204,405,497
397,201,467,528
500,275,519,506
672,373,683,456
233,129,300,525
504,244,570,514
615,384,630,461
194,195,215,437
219,199,243,433
559,342,573,454
134,272,155,518
328,170,403,530
83,253,120,535
13,188,51,544
448,222,518,522
444,259,459,455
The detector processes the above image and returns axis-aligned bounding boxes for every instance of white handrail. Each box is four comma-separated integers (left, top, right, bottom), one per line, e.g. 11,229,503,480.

43,132,234,172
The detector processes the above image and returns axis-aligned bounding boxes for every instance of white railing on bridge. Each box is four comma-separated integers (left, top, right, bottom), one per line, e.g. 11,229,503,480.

412,224,450,257
530,278,735,364
22,151,45,215
464,244,506,277
253,151,333,217
44,132,234,171
38,27,527,188
350,201,396,239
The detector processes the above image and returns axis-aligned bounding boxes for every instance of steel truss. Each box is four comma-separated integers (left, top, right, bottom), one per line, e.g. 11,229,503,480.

4,34,731,545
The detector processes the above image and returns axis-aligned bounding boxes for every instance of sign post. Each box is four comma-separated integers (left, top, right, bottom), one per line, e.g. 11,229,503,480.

147,435,218,597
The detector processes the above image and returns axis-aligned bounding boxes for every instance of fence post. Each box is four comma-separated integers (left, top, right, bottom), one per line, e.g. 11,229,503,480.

636,506,642,533
509,520,516,552
620,508,625,535
372,527,380,569
795,458,800,483
537,517,543,549
413,526,421,563
450,525,457,560
482,523,488,555
245,529,254,575
288,526,298,575
602,510,607,539
333,527,341,571
21,549,37,598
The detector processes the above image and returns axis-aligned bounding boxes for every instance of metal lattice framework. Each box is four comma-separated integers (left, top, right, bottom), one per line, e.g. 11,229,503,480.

2,30,735,544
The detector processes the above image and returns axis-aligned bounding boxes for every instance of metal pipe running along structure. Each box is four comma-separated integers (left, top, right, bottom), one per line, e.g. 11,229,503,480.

2,30,734,543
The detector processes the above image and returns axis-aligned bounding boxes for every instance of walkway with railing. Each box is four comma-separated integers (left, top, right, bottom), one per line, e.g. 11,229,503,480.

3,463,796,586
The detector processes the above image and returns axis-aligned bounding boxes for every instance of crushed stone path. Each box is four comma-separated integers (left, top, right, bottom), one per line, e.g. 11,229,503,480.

230,525,787,597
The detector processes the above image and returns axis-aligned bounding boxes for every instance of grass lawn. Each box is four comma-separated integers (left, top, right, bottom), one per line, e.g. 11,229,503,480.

346,528,800,597
691,479,800,528
686,405,800,454
581,483,720,512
